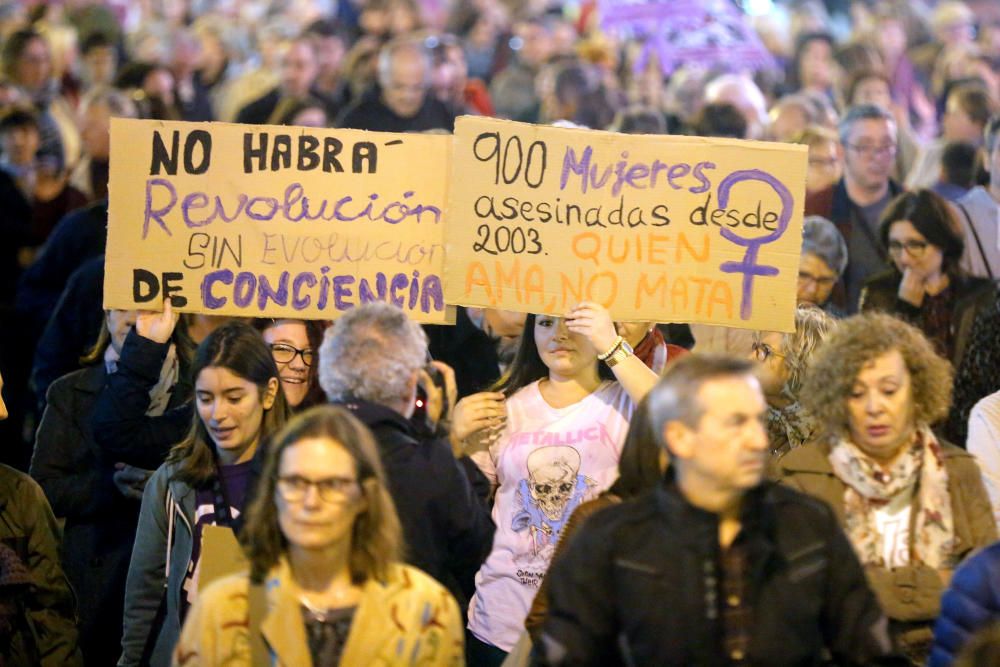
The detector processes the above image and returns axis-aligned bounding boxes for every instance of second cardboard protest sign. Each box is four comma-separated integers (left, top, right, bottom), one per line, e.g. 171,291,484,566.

105,118,453,323
443,117,807,332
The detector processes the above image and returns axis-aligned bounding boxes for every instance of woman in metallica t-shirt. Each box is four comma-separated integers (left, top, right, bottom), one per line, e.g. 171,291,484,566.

454,302,658,665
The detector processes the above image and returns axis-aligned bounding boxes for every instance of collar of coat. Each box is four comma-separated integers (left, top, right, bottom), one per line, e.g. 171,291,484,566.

653,473,780,574
258,558,452,665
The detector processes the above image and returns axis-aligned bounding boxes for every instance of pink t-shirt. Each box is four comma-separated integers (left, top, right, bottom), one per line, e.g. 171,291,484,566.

467,380,634,650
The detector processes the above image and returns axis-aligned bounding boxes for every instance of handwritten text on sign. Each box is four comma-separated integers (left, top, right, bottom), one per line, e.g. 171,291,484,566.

443,117,807,331
105,118,452,322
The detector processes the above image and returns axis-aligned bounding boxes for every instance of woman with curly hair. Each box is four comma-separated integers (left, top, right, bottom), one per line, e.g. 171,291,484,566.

751,304,836,456
174,405,464,666
773,312,996,664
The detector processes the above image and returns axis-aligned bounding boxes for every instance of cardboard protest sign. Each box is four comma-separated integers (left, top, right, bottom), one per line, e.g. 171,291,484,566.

198,525,246,591
443,117,807,332
106,118,453,323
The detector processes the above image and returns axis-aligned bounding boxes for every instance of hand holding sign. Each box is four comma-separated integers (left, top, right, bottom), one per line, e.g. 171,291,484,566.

136,298,180,344
565,302,618,355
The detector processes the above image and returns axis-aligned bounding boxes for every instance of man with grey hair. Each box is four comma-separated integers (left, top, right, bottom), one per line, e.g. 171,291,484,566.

806,104,902,313
319,302,493,609
536,354,891,665
336,37,455,132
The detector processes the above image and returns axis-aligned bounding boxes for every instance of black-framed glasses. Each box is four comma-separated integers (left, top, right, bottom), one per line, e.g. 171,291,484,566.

270,343,314,367
887,239,929,259
845,143,897,157
276,474,358,503
797,270,837,288
752,341,785,362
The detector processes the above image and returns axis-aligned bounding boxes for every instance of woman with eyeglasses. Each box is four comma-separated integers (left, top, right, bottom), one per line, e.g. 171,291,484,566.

860,189,996,368
120,322,290,667
750,304,837,457
173,405,464,666
253,319,328,411
797,215,849,316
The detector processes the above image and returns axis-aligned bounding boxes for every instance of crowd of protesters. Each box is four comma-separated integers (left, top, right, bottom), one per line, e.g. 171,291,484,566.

2,0,1000,665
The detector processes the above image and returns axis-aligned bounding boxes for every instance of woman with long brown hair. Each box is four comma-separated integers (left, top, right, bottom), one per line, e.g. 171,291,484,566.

120,322,289,667
174,405,464,666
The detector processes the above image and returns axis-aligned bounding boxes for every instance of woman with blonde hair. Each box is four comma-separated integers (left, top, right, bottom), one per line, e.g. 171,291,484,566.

775,312,996,663
174,405,464,666
751,304,836,456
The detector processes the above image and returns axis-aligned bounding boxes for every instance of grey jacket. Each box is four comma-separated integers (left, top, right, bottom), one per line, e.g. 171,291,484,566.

954,187,1000,280
119,462,194,667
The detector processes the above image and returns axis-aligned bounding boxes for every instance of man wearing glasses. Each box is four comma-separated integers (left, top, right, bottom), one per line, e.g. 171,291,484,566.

806,104,902,314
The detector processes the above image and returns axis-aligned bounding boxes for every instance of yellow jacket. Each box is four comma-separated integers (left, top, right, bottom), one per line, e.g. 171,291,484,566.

173,559,464,666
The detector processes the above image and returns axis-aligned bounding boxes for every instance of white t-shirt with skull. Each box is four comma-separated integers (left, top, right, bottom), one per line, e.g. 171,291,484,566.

467,379,633,651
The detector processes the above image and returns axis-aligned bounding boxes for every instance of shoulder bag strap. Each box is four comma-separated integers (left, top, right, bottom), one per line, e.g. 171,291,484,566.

957,202,995,281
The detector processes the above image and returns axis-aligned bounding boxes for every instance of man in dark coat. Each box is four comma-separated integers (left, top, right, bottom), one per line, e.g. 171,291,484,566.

318,302,494,608
536,355,893,666
336,37,456,133
805,104,902,313
235,37,322,125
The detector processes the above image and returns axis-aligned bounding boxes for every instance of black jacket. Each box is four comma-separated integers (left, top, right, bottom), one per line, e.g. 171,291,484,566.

336,87,456,133
337,398,494,606
805,178,902,313
537,478,894,666
30,255,105,412
90,330,192,470
16,199,107,330
424,307,502,399
859,270,996,368
31,362,190,666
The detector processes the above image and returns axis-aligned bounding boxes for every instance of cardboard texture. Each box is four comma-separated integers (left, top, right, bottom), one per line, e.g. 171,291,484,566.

443,117,807,332
105,118,454,323
198,524,247,591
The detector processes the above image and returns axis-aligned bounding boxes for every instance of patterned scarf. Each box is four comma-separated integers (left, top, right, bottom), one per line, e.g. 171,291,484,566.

766,401,817,457
828,425,955,569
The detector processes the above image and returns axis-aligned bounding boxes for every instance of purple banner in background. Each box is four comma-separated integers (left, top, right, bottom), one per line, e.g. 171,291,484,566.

600,0,776,75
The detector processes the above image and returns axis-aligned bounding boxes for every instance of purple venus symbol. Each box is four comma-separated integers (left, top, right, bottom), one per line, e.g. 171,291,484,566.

716,169,792,320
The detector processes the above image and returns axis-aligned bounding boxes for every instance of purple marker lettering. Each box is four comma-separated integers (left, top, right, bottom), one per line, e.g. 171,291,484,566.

715,169,792,320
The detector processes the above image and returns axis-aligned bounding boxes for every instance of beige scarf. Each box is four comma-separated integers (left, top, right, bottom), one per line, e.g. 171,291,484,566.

828,425,955,569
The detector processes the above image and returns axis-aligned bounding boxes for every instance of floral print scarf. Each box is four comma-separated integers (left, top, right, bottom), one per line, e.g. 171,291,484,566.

828,425,955,569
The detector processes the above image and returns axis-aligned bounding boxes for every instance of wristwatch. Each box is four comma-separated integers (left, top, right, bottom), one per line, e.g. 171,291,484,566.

604,339,634,368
